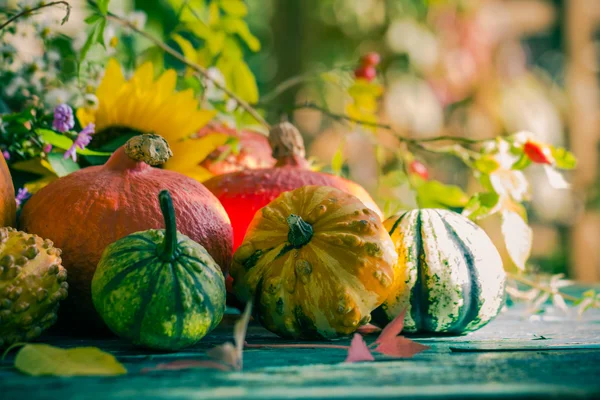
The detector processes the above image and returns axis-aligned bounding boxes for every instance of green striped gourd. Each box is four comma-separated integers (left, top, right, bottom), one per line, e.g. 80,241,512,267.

91,190,226,350
372,209,506,334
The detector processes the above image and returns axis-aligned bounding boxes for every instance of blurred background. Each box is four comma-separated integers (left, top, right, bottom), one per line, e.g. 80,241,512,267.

2,0,599,281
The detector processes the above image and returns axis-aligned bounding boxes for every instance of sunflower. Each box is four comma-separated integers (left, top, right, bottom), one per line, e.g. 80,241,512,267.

77,59,228,181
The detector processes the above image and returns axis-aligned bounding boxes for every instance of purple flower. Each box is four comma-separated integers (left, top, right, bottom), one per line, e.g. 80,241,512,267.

2,150,10,160
64,123,95,162
15,188,30,207
52,103,75,133
43,144,53,153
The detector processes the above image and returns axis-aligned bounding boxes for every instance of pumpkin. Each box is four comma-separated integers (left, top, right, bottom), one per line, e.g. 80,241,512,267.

0,155,16,227
0,227,68,347
372,209,506,334
19,134,232,332
204,122,383,252
197,123,275,175
92,190,226,350
231,185,398,339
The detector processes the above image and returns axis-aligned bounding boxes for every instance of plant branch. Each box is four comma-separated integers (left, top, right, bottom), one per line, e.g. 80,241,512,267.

507,272,580,303
0,1,71,31
87,1,269,129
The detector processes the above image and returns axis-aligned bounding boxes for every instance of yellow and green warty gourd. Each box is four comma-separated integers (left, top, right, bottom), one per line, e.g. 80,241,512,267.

91,190,226,350
0,228,68,347
373,209,506,334
231,185,398,339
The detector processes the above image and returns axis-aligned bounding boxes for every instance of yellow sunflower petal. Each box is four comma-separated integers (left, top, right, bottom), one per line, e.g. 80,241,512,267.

164,133,229,172
76,107,96,128
131,62,154,88
96,59,125,107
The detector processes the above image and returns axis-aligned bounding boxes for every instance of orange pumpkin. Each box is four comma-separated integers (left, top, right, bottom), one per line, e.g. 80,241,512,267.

19,135,233,332
0,155,15,227
231,185,398,339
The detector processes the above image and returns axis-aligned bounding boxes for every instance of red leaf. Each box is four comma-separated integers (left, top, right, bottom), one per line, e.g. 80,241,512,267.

141,360,231,373
375,309,406,345
374,336,430,358
357,324,382,335
345,333,375,363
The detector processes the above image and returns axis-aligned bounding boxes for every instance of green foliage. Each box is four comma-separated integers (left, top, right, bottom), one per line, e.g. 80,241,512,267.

46,153,80,177
414,179,469,209
550,146,577,170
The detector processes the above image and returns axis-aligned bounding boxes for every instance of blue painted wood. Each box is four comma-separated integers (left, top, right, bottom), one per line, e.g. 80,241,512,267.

1,303,599,400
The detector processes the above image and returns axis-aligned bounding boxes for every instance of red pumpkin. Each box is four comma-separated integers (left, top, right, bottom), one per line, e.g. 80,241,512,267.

0,155,16,227
204,122,383,251
19,134,233,332
197,123,275,175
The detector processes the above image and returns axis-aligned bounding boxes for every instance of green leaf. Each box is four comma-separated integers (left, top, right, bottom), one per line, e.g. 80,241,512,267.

47,153,80,177
97,0,110,15
501,208,532,270
462,192,500,220
230,62,259,103
415,179,469,209
219,17,260,52
551,146,577,170
219,0,248,17
38,129,111,156
14,344,126,377
511,154,531,170
172,34,198,64
96,18,107,48
331,145,345,176
474,156,500,174
84,14,102,24
79,22,100,62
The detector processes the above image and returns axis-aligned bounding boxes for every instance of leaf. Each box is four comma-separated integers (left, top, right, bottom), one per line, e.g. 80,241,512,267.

47,153,80,177
230,62,259,103
462,192,501,220
38,129,111,156
374,336,430,358
552,294,569,314
10,158,55,176
415,179,469,209
356,324,382,335
511,154,531,170
501,209,532,270
85,14,102,24
234,301,252,367
375,309,406,346
141,360,231,373
97,0,111,15
331,144,345,176
474,156,500,174
345,334,374,363
96,18,107,48
172,34,198,67
80,22,100,62
14,344,126,376
24,175,58,194
543,165,570,189
550,146,577,170
219,0,248,17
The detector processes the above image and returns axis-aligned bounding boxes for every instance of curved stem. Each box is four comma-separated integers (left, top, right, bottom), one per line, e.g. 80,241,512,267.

506,272,580,303
287,214,313,248
0,1,70,31
86,1,269,129
159,190,178,260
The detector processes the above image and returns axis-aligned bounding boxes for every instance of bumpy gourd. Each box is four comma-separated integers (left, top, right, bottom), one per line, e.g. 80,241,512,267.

92,190,226,350
0,228,68,347
0,155,16,227
373,209,506,334
231,185,398,340
20,134,232,332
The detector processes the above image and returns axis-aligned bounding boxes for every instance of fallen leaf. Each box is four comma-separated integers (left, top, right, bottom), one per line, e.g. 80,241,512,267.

356,324,382,335
345,333,374,363
14,344,126,377
207,342,238,369
141,360,231,373
374,336,430,358
375,309,406,345
234,300,252,368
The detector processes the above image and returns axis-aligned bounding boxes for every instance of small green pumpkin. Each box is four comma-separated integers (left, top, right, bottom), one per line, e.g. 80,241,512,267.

373,209,506,334
91,190,226,350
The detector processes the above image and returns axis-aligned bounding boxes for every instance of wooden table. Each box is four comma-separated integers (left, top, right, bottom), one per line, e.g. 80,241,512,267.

2,292,600,400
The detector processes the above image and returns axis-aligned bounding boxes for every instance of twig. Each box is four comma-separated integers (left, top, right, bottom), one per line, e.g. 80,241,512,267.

86,1,269,129
260,75,320,104
507,272,579,303
0,1,71,31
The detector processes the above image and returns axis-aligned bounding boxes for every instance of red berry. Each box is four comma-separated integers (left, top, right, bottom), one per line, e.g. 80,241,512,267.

409,160,429,180
523,141,553,165
354,66,377,81
361,52,381,67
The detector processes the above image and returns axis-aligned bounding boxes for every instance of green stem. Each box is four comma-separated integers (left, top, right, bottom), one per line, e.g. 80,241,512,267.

159,190,178,260
286,214,313,248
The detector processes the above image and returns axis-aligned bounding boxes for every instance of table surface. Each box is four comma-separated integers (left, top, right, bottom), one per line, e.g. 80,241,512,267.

1,289,600,400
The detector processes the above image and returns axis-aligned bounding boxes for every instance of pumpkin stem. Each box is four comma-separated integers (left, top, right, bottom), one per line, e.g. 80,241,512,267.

286,214,313,248
125,134,173,166
269,122,310,168
159,190,178,260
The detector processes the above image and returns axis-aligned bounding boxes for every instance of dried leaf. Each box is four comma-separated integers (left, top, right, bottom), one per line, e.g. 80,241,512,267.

501,210,532,270
529,292,550,314
375,309,406,345
552,294,569,314
374,336,430,358
14,344,126,377
141,360,231,373
356,324,381,335
207,342,238,370
234,301,252,366
345,334,374,363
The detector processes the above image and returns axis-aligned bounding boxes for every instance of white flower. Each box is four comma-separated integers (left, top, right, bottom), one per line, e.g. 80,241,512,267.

44,88,71,107
489,140,530,202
